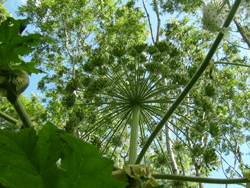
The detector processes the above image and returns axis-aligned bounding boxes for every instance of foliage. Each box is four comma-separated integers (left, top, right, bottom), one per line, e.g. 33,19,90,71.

0,0,8,23
0,123,126,188
1,0,250,187
17,0,148,135
0,94,46,131
0,17,41,73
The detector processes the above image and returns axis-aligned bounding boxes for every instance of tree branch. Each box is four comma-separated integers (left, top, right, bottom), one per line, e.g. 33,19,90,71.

153,0,160,43
64,29,74,59
233,18,250,48
142,0,155,43
164,79,178,175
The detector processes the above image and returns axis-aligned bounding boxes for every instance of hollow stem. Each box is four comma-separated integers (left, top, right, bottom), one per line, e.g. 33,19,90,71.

129,105,140,164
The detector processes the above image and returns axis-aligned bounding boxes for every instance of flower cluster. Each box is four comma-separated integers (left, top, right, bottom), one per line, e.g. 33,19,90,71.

202,0,230,35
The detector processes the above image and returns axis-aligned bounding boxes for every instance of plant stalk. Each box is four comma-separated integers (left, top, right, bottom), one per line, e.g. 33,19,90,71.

215,61,250,68
136,0,242,164
152,174,250,184
129,105,140,164
11,98,33,128
0,111,18,125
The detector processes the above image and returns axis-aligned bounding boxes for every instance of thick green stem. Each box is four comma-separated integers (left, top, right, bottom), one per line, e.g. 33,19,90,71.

136,0,241,164
0,111,18,125
152,174,250,184
11,98,33,128
129,105,140,164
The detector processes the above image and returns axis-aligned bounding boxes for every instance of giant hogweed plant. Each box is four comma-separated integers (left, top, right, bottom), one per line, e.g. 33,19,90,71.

0,1,250,188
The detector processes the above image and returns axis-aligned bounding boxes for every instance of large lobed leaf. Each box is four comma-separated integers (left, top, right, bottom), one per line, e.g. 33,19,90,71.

0,17,41,74
0,122,127,188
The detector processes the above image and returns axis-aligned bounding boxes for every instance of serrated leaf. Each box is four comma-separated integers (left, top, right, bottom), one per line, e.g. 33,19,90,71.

0,17,29,43
0,123,64,188
34,123,65,187
0,123,127,188
0,17,41,72
58,134,127,188
35,122,64,174
12,62,46,75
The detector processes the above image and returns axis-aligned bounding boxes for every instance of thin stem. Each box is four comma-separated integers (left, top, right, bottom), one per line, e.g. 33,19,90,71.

215,61,250,68
0,111,18,125
136,0,242,164
218,151,242,177
129,105,140,164
152,174,250,184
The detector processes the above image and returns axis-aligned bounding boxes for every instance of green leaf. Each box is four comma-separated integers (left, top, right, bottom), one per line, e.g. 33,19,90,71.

0,123,127,188
0,17,29,43
58,134,127,188
35,122,64,176
0,123,63,188
0,183,8,188
0,128,43,188
0,17,41,73
12,62,46,75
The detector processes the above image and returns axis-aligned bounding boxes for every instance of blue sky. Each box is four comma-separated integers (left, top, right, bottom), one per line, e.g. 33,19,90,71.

3,1,249,187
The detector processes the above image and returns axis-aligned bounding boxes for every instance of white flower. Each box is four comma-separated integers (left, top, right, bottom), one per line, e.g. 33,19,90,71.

202,0,229,33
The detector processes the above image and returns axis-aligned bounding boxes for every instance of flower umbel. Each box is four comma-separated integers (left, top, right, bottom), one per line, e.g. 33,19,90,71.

202,0,230,34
